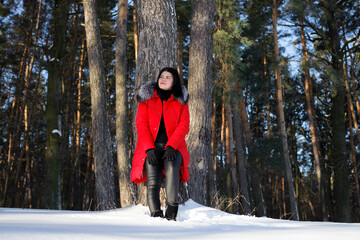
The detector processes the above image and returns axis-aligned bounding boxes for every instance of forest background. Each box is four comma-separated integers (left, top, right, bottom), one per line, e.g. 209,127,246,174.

0,0,359,223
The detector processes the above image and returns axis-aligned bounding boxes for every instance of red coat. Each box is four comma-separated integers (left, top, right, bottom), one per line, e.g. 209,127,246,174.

130,83,190,184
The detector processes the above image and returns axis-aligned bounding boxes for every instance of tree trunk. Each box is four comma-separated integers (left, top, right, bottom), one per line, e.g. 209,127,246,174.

324,0,350,222
84,0,116,210
272,0,299,220
177,28,184,83
345,70,360,146
133,4,138,65
45,0,69,210
239,95,266,216
348,56,360,206
341,20,360,158
76,37,85,192
186,0,215,205
208,94,218,207
232,98,251,215
225,101,238,212
347,90,360,207
349,53,360,122
263,46,271,138
342,43,360,209
299,18,328,221
116,0,133,208
348,52,360,208
134,0,178,205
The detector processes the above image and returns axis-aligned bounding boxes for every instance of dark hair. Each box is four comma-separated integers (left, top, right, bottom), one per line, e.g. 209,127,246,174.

156,67,183,99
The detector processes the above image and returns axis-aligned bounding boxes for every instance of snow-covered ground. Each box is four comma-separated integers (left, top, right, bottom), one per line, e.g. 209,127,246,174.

1,199,359,240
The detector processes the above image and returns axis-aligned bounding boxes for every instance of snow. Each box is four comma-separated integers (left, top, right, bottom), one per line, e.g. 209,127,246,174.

1,199,359,240
52,129,62,136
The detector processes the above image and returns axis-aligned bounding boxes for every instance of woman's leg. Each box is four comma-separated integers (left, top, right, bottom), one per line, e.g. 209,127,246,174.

164,151,182,220
144,159,162,215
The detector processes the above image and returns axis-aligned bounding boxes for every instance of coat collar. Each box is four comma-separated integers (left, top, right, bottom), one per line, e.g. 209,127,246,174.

136,82,189,105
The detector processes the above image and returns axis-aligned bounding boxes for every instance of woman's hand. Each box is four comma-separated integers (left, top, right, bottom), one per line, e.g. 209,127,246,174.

163,146,176,162
146,149,159,166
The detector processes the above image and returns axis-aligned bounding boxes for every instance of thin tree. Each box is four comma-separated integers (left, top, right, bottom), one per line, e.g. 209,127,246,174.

22,0,43,208
84,0,116,210
232,95,251,215
225,99,238,212
186,0,216,205
239,95,266,216
272,0,299,220
116,0,133,207
299,17,328,221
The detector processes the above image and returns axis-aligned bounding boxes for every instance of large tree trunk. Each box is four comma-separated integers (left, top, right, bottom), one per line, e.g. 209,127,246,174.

116,0,133,208
84,0,116,210
134,0,178,205
186,0,215,205
272,0,299,220
324,0,351,222
45,0,69,210
299,18,328,221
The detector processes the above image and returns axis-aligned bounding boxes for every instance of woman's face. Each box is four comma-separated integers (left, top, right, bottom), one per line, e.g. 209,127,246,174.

158,71,173,90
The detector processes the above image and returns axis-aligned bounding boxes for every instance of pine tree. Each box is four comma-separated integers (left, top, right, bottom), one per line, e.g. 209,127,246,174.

45,0,69,210
116,0,133,208
133,0,178,205
84,0,116,210
186,0,216,205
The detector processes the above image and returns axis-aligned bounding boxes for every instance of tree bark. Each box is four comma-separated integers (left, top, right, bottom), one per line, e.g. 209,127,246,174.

272,0,299,220
239,95,266,216
177,28,184,84
232,98,251,215
324,0,350,222
84,0,116,210
133,4,138,65
225,100,238,213
116,0,133,208
263,46,271,138
186,0,215,205
208,94,217,207
134,0,178,205
45,0,69,210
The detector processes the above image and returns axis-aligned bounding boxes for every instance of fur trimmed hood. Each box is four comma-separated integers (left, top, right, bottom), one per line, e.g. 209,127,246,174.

136,82,189,105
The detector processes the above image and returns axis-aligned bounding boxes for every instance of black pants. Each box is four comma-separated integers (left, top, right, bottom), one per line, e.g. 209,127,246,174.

144,145,182,214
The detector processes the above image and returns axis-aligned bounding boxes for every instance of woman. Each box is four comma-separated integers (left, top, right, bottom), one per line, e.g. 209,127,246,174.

130,67,190,221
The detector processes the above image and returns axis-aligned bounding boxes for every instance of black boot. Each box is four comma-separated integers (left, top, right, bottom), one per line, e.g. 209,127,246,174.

151,210,164,218
165,204,178,221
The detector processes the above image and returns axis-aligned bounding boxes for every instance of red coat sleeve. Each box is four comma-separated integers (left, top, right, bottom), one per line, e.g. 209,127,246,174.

166,103,190,150
136,102,155,152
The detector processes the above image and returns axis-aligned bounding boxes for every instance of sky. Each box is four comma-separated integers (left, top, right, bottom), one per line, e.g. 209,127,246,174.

1,199,360,240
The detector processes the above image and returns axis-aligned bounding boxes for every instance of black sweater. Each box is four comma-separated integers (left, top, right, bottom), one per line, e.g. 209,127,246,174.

154,88,172,148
